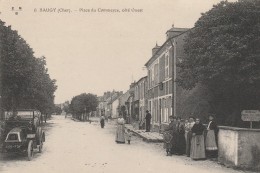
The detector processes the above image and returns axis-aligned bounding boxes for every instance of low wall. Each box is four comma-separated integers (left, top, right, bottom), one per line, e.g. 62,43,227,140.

218,126,260,171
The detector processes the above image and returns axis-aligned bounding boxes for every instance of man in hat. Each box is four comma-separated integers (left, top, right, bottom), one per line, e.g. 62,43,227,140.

145,110,152,132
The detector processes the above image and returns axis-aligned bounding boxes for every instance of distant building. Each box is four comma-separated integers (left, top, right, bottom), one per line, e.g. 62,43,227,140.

118,89,131,121
134,76,148,122
97,90,123,118
126,82,136,123
110,97,120,119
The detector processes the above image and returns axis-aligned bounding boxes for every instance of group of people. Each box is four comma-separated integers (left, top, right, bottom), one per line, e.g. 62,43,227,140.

100,112,132,144
114,110,152,144
163,114,218,160
101,110,218,160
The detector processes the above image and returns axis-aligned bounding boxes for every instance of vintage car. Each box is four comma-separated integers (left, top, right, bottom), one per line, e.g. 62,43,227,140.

2,109,45,160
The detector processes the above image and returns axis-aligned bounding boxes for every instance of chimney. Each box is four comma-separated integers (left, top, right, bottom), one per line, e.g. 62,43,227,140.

166,24,189,39
130,82,136,89
152,42,160,56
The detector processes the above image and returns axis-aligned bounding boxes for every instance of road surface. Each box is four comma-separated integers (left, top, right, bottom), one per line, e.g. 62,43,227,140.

0,116,251,173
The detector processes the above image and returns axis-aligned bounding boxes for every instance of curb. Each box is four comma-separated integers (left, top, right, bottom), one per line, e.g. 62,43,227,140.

125,126,163,143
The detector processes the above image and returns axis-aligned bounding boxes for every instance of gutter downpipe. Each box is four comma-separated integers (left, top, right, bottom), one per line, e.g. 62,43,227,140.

169,38,177,117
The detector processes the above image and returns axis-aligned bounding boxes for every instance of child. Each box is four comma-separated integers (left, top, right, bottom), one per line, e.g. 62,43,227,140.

125,129,132,144
163,131,173,156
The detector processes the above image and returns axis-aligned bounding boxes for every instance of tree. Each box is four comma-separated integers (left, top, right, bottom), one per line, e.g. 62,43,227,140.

70,93,98,121
62,101,71,115
54,106,62,115
177,0,260,126
0,20,57,117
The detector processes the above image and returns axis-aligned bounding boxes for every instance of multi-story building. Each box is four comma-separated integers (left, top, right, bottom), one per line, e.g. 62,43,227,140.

125,83,135,123
134,76,148,122
118,90,131,121
145,25,212,131
145,25,189,131
107,93,122,119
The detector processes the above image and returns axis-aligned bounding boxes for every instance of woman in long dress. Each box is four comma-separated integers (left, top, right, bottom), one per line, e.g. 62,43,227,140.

176,118,186,155
186,117,195,157
205,114,219,158
115,115,125,143
184,119,189,142
190,118,206,160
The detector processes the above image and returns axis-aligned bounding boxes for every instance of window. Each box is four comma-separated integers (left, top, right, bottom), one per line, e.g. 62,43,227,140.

141,82,144,99
150,68,154,88
165,81,169,95
148,100,152,121
8,134,18,140
155,99,159,123
169,96,172,122
154,63,159,85
148,69,152,88
151,68,154,87
165,51,169,79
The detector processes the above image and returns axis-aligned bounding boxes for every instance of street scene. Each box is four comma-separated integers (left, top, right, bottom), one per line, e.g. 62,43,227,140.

0,116,252,173
0,0,260,172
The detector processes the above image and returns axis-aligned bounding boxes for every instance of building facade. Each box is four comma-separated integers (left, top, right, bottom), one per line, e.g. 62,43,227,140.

145,26,189,131
97,90,123,118
134,76,148,123
118,90,131,121
145,25,212,131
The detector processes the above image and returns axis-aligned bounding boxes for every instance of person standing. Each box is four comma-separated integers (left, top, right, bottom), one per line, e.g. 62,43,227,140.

176,118,186,155
115,115,125,143
164,116,178,155
190,118,206,160
186,117,195,157
145,110,152,132
184,119,189,142
100,115,105,128
205,114,219,158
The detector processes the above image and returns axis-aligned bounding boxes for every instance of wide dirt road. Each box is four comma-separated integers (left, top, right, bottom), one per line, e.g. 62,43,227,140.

0,116,248,173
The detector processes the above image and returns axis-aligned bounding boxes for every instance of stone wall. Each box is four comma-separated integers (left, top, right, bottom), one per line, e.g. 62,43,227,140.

218,126,260,171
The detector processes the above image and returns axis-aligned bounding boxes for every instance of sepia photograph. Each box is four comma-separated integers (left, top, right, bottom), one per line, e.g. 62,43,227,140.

0,0,259,172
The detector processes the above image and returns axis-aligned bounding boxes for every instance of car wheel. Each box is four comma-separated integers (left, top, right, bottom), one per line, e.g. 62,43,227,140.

27,140,34,161
39,137,43,153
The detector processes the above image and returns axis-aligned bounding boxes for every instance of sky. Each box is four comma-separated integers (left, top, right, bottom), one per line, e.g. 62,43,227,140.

0,0,236,104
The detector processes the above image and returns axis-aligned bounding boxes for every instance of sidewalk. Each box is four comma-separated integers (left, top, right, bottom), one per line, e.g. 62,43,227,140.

89,117,163,143
125,124,163,143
